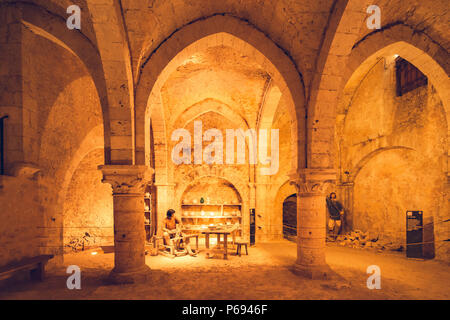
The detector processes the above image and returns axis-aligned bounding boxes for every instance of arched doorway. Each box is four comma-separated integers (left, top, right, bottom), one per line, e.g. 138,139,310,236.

272,181,298,241
134,15,305,246
282,194,297,241
180,176,243,245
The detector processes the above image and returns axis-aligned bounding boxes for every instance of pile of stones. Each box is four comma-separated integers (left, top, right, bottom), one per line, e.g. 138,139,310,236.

65,232,93,252
329,230,404,252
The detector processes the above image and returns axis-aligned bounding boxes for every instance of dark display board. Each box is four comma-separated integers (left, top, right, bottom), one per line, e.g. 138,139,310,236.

250,208,255,246
0,115,8,175
406,210,423,258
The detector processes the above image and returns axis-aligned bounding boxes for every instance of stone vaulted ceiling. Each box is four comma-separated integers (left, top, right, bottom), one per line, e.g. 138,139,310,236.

161,45,271,128
356,0,450,50
121,0,336,91
15,0,449,99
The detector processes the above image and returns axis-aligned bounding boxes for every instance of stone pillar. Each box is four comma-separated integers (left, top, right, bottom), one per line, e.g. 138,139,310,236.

99,165,153,284
247,182,256,242
254,181,271,242
248,182,256,209
289,168,336,279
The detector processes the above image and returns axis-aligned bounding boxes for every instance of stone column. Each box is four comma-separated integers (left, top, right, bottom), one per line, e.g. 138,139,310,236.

247,182,256,242
289,168,336,279
99,165,153,284
254,181,271,242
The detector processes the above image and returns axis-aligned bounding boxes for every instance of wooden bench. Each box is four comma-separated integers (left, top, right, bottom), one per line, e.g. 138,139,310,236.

0,255,54,282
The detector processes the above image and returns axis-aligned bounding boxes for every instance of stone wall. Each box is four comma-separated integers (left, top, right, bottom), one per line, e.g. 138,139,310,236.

182,177,241,205
0,15,104,265
63,148,113,253
337,59,448,260
21,26,104,259
169,103,252,237
264,97,294,241
0,176,41,265
0,8,42,266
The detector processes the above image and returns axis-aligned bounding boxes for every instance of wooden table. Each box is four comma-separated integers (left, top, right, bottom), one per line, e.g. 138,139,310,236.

202,225,238,259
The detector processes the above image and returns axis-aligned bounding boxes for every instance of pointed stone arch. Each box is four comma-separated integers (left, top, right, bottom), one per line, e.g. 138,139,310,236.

134,15,306,185
273,179,298,240
9,2,112,161
173,98,250,131
309,6,450,170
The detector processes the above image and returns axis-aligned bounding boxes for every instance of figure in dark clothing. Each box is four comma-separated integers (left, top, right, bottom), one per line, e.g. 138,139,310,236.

326,192,344,238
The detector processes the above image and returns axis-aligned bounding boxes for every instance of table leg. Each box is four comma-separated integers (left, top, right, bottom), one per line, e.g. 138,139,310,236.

217,234,221,248
196,235,199,251
232,230,236,248
205,233,210,258
224,234,228,259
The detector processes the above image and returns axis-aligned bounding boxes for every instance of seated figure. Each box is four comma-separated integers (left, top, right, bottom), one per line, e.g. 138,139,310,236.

162,209,197,257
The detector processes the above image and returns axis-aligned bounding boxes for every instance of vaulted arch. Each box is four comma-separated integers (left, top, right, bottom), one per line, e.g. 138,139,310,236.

134,15,305,185
10,2,112,161
174,99,249,130
309,4,450,170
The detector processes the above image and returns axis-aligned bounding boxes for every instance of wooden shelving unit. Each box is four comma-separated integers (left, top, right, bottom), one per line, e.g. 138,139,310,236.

144,187,154,243
181,203,242,236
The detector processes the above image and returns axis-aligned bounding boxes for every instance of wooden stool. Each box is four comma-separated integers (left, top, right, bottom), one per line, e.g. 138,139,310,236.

235,240,248,256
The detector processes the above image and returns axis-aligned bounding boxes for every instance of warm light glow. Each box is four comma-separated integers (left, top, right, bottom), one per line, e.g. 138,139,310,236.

394,54,399,58
91,251,98,255
181,54,202,65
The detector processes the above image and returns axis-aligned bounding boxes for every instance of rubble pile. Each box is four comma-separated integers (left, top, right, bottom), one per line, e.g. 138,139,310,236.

330,230,404,252
65,232,93,252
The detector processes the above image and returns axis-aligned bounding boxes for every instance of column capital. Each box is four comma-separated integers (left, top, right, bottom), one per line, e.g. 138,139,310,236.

99,165,154,195
289,168,336,196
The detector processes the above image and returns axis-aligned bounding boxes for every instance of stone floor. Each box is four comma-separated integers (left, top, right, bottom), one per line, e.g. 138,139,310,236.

1,240,449,300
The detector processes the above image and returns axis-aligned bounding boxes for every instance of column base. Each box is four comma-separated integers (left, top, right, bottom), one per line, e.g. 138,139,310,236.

107,265,151,284
291,263,337,280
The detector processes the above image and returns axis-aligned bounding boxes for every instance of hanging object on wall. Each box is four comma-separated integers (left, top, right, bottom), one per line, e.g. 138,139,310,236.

200,197,205,204
250,208,256,246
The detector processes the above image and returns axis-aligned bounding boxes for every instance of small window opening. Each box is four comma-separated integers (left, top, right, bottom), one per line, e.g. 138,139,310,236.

395,57,428,96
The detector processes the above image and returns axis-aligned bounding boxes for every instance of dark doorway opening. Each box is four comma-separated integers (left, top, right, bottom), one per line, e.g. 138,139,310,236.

283,194,297,241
